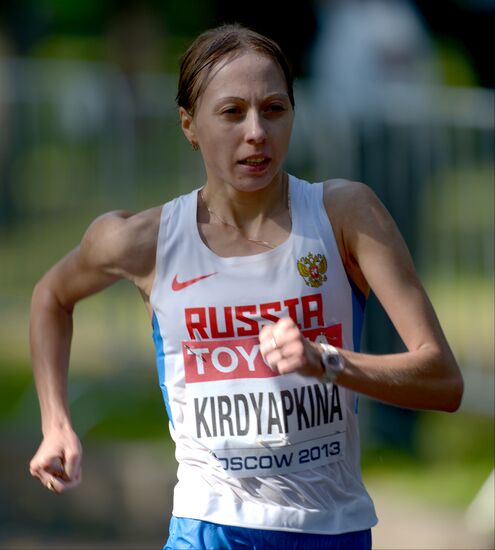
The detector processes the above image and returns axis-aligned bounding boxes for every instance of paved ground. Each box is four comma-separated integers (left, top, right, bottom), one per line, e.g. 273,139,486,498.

369,481,494,549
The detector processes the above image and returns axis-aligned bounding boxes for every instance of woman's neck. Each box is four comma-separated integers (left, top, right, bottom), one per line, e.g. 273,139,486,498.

198,172,291,253
200,172,289,225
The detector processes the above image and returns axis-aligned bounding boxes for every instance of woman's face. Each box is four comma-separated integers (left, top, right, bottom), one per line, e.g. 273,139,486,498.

181,51,294,193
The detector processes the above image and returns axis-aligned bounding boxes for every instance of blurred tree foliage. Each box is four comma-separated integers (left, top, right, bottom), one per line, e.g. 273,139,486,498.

0,0,214,70
414,0,495,88
1,0,492,86
0,0,320,78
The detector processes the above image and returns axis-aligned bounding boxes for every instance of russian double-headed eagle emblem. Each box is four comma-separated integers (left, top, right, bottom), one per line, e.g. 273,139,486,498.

297,252,328,287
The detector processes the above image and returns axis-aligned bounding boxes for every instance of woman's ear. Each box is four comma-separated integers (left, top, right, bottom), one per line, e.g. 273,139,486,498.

179,107,196,146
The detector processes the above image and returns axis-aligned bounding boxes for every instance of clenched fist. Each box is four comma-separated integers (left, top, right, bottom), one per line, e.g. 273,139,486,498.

29,425,82,494
259,317,324,378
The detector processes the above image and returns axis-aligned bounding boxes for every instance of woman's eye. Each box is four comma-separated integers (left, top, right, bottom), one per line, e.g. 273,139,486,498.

222,107,242,115
266,104,285,113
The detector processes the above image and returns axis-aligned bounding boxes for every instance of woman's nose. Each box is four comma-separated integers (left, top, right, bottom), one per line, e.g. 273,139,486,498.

245,111,267,144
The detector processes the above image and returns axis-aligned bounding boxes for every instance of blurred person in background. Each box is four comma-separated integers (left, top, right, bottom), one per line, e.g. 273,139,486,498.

309,0,441,119
306,0,446,455
28,23,463,549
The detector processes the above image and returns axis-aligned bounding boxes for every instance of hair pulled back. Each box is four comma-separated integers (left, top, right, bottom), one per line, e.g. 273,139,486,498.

176,23,294,115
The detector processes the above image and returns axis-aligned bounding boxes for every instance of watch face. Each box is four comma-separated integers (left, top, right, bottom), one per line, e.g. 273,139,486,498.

322,350,339,368
320,345,343,383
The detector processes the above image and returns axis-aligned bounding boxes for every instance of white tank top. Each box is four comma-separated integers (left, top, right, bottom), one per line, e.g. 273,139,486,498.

150,174,377,534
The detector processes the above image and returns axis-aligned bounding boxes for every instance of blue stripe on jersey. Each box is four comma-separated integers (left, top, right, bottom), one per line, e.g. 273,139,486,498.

164,516,372,549
347,276,367,414
349,278,366,353
152,311,175,429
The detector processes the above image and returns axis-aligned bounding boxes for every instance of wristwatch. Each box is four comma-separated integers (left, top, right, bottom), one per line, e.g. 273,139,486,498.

319,344,344,384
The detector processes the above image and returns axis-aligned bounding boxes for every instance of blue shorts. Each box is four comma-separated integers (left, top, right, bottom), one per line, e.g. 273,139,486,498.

164,516,372,549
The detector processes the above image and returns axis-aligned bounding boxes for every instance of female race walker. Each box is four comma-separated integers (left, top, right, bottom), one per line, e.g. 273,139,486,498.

29,23,464,549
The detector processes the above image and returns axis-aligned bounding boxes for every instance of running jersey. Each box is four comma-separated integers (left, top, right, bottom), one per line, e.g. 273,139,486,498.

150,174,378,535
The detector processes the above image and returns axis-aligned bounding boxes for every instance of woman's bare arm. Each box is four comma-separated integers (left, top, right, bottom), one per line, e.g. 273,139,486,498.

260,181,463,412
327,180,463,411
29,208,160,492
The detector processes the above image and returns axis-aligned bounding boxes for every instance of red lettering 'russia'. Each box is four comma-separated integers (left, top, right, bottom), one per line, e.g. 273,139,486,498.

235,305,259,337
184,294,325,340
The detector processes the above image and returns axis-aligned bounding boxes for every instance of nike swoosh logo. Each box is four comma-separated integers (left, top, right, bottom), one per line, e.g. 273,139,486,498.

171,272,217,291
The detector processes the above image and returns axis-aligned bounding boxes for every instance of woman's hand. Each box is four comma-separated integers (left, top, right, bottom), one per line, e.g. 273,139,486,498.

29,425,82,494
259,317,323,378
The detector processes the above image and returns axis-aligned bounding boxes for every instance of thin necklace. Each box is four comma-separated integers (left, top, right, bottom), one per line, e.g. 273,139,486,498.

200,176,291,250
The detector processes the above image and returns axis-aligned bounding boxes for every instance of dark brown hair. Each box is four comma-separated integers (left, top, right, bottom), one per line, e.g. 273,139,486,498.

176,23,294,115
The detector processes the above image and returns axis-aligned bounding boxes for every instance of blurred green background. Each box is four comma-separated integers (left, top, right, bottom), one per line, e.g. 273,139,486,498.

0,1,493,548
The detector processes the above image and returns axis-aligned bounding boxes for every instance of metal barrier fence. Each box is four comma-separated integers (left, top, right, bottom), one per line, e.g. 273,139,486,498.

0,58,493,413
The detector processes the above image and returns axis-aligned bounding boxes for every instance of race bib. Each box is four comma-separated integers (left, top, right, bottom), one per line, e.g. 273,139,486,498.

182,324,347,478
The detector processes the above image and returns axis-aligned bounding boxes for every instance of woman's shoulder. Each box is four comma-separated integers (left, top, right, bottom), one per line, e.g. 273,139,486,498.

80,205,163,280
323,177,375,201
319,178,391,296
322,178,384,224
83,205,162,250
294,175,376,205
